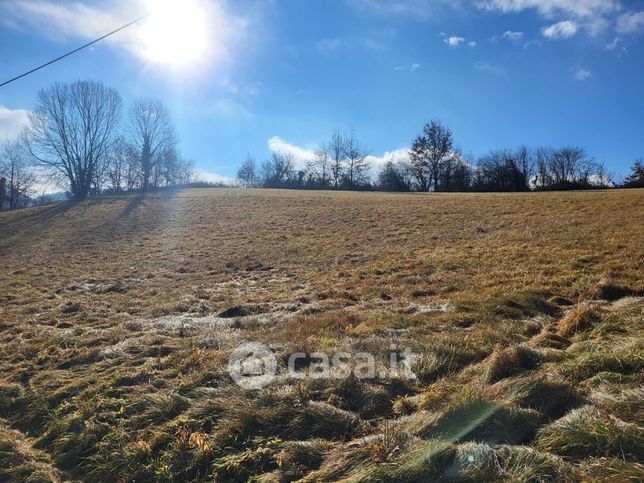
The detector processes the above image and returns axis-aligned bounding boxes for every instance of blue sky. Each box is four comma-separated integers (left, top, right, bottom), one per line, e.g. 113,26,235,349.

1,0,643,181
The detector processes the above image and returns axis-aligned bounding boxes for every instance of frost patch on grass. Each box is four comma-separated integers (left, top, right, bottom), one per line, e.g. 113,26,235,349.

419,303,454,314
607,296,643,312
124,310,293,333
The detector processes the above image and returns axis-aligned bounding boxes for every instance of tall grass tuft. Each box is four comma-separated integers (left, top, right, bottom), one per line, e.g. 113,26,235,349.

536,405,644,459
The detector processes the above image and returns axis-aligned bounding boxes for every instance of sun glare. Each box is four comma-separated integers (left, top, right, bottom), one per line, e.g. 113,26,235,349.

140,0,208,65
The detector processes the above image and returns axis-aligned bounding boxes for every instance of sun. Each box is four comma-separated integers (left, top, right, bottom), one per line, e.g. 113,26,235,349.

140,0,208,65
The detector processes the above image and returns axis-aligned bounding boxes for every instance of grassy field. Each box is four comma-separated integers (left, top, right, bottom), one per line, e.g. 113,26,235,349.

0,188,643,482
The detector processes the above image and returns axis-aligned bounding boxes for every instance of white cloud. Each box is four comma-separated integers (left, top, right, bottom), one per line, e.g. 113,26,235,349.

584,16,610,36
542,20,578,38
266,136,411,176
502,30,525,40
365,148,410,174
445,35,466,47
195,169,237,186
523,39,542,48
604,36,627,54
317,37,343,56
267,136,316,167
474,61,508,78
617,11,644,34
0,0,238,64
345,0,463,21
475,0,620,18
0,1,141,44
573,67,593,80
245,82,262,96
467,41,478,48
209,98,251,119
394,63,421,71
605,37,620,49
28,166,63,195
0,105,30,141
317,36,385,56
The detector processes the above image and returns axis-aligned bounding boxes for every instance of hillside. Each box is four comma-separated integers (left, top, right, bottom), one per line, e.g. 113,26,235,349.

0,188,643,482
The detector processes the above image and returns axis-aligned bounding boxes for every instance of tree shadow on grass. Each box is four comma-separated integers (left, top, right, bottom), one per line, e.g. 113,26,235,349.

116,191,147,221
0,201,78,227
0,188,183,255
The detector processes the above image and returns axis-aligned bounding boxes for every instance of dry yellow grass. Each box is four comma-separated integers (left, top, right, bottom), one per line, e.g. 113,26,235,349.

0,188,642,481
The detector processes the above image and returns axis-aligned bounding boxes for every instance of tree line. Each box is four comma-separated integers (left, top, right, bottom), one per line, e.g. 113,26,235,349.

0,79,195,210
237,130,372,190
2,84,643,211
237,120,643,193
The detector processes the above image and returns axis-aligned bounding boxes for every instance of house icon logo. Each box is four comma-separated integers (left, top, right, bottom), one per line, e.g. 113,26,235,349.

228,342,277,390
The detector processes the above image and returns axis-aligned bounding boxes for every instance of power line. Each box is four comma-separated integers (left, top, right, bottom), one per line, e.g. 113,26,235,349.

0,15,148,88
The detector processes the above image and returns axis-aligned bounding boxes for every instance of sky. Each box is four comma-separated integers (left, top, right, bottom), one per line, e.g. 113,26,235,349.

0,0,643,182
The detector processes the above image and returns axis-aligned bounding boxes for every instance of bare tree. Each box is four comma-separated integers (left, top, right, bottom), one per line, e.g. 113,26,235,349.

237,155,258,187
328,130,345,189
409,120,454,191
128,99,177,191
261,152,295,187
533,147,554,189
175,157,196,185
594,161,614,188
106,136,134,192
310,144,331,188
0,139,36,209
475,150,530,192
516,145,534,187
343,131,370,189
25,80,122,201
